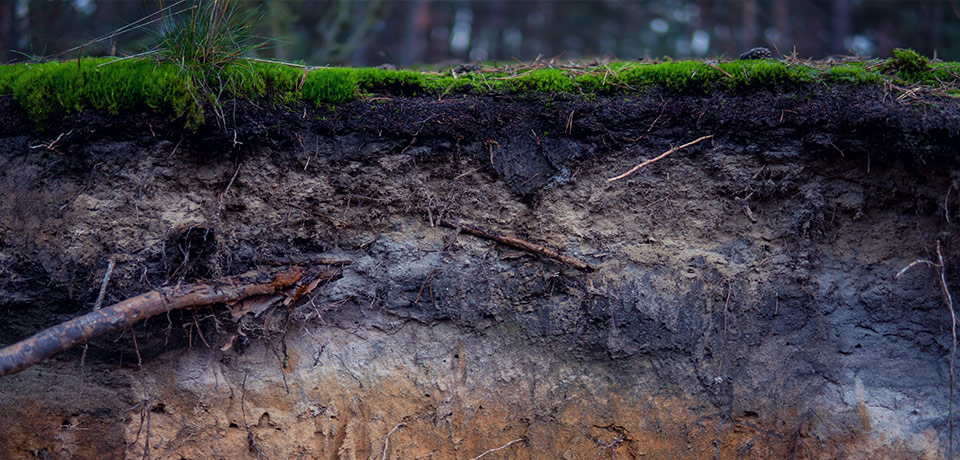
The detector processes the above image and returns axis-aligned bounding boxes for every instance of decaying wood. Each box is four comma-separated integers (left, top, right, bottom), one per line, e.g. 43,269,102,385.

0,264,344,377
440,219,596,272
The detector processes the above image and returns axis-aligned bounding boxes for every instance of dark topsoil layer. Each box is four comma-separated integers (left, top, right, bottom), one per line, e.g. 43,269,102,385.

2,84,960,457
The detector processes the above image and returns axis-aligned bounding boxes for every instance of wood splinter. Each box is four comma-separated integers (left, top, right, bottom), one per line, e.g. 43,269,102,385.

0,264,345,377
440,219,596,272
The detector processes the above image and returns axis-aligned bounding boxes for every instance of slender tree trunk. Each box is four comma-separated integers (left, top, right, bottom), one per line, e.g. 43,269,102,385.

774,0,789,55
0,1,9,62
401,0,428,66
740,0,758,49
831,0,851,55
1,0,18,62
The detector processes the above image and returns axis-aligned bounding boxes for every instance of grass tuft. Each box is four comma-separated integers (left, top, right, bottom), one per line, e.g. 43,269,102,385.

153,0,266,70
148,0,270,127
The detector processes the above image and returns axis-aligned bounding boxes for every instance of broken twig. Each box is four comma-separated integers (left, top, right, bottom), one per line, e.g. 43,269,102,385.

93,256,118,311
0,265,343,377
607,134,713,183
440,219,595,271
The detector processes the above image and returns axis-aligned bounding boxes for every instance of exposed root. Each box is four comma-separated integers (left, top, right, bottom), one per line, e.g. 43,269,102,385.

0,264,345,377
896,240,958,457
606,134,713,183
379,421,407,460
468,437,527,460
439,219,595,271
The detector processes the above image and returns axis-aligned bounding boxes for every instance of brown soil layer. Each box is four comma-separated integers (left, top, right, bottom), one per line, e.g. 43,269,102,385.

0,85,959,459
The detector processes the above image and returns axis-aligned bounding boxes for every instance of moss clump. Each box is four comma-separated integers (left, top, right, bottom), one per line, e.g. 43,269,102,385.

883,48,933,83
352,68,426,96
823,63,882,85
932,62,960,86
505,69,576,93
1,51,957,128
610,60,815,91
222,61,304,104
0,64,29,94
5,58,201,127
299,67,357,105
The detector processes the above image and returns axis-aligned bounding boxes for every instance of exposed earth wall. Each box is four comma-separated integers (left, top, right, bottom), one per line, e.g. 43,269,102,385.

0,86,959,459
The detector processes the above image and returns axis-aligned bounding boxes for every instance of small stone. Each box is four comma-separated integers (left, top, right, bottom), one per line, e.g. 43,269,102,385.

739,47,773,60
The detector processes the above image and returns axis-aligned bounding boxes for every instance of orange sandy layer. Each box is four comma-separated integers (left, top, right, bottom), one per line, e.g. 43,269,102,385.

0,330,941,460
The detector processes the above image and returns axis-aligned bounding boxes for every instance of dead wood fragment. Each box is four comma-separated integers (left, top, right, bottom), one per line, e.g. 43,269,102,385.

606,134,713,183
0,264,344,377
440,219,596,272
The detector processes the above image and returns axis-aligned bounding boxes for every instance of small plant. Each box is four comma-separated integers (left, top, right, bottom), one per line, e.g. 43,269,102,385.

153,0,266,72
149,0,269,127
882,48,932,83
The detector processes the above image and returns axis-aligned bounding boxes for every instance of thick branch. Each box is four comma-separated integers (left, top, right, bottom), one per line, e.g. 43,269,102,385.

0,265,340,377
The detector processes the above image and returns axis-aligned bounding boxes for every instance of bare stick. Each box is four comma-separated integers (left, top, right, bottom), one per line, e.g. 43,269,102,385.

468,437,526,460
440,220,595,272
93,256,118,311
0,266,343,377
607,134,713,183
380,422,406,460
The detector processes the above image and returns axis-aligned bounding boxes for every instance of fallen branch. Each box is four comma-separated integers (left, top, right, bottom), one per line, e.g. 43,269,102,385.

440,220,595,271
0,265,343,377
606,134,713,183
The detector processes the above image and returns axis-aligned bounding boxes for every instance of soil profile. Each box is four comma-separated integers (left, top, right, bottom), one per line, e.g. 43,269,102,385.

0,82,959,458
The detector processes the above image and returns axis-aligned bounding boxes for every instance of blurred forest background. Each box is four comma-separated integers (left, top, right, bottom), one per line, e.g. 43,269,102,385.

1,0,959,66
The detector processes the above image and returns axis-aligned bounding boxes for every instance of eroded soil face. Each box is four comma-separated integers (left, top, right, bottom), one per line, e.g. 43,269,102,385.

0,86,958,459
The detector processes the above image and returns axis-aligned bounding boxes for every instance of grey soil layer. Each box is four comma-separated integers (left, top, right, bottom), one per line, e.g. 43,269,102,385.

0,86,958,458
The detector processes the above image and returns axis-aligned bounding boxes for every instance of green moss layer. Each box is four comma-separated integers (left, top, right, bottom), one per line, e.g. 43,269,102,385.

1,51,958,128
